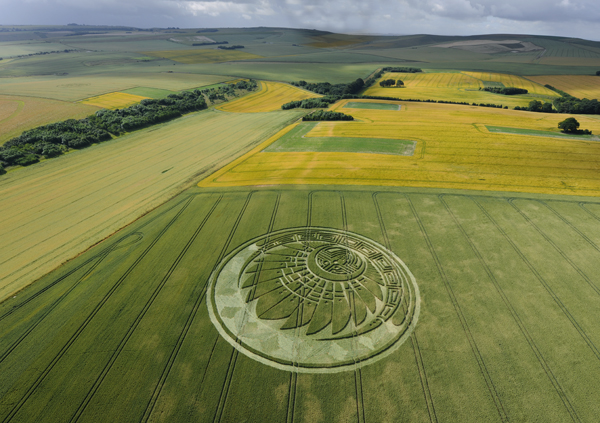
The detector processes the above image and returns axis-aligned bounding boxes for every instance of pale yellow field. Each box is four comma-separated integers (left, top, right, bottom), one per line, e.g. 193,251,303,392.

387,72,482,89
461,71,559,96
527,75,600,99
217,81,318,113
80,92,149,109
141,49,263,64
0,73,231,101
0,108,303,300
0,94,100,144
200,99,600,197
364,71,556,108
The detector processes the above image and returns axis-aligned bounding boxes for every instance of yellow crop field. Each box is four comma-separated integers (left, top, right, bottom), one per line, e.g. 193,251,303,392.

0,73,231,101
80,92,149,109
363,71,557,108
217,81,318,113
527,75,600,99
141,49,263,64
368,71,556,96
0,94,100,144
461,71,559,96
0,108,303,300
201,99,600,197
386,72,482,89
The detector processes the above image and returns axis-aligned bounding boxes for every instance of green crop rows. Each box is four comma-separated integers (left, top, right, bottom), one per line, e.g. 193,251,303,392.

343,101,401,110
264,122,416,155
2,187,600,421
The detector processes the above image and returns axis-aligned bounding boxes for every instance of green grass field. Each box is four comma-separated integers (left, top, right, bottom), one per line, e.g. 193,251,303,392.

2,186,600,422
4,26,600,423
263,122,416,155
487,125,599,141
344,102,401,111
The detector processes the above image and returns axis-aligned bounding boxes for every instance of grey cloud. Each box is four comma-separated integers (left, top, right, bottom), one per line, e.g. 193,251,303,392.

2,0,600,40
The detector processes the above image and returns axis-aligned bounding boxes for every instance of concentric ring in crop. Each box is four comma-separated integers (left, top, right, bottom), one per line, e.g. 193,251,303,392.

207,227,420,373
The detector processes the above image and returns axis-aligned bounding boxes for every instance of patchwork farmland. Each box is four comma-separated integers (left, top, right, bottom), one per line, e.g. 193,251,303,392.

3,26,600,423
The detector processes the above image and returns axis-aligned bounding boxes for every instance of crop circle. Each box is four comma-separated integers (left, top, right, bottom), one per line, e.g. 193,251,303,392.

207,227,420,373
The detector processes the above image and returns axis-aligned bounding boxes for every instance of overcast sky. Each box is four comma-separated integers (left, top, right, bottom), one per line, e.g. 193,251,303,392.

2,0,600,41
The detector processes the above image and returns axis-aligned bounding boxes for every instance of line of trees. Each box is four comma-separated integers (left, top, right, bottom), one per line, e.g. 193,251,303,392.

218,45,244,50
281,96,339,110
516,85,600,115
382,67,422,73
514,100,554,113
302,111,354,121
379,79,404,87
292,78,365,97
0,80,258,169
483,87,528,95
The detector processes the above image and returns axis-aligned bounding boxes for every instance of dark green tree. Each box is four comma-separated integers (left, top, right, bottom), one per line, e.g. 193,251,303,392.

527,100,542,112
558,117,580,133
596,71,600,76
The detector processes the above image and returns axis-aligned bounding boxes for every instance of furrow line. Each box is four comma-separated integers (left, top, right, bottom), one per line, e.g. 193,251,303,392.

0,195,194,423
0,196,189,321
140,191,255,423
472,197,581,423
215,192,281,423
372,192,437,423
405,194,508,423
69,195,223,423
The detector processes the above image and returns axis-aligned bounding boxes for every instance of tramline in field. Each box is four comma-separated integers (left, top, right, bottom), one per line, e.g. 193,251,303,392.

3,26,600,423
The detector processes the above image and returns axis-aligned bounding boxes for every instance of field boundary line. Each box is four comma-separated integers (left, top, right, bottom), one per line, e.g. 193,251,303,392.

0,196,194,423
0,232,143,366
197,117,303,187
68,195,223,423
404,193,509,423
472,196,583,422
0,195,190,312
285,190,317,423
285,190,316,423
339,192,366,423
373,192,437,423
140,191,255,423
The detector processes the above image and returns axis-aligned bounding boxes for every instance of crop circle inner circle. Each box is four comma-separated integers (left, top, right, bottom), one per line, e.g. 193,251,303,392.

207,227,420,373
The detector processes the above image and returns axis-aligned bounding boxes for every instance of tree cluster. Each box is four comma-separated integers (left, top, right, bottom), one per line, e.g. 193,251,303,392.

553,97,600,114
302,111,354,121
0,80,257,169
281,96,339,110
558,117,592,135
483,87,528,95
218,45,244,50
382,67,423,73
514,100,554,113
293,78,365,96
379,79,404,87
596,71,600,76
193,41,228,46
